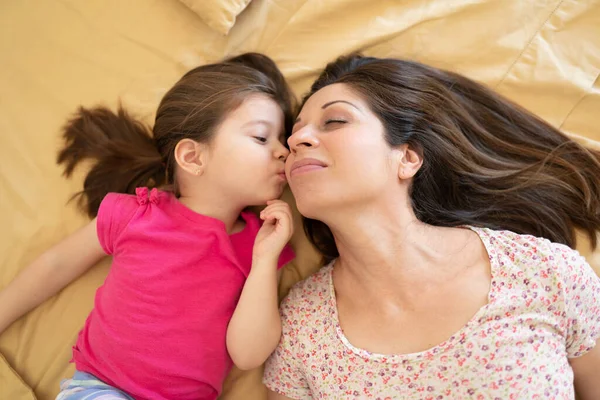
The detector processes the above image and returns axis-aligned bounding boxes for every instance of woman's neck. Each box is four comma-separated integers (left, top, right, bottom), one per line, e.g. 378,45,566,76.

325,203,478,299
328,204,425,272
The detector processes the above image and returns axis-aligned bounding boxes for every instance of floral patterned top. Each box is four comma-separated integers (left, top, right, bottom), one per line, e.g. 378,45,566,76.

264,227,600,399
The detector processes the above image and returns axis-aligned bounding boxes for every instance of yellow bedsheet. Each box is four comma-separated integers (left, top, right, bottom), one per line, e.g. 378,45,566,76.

1,0,599,398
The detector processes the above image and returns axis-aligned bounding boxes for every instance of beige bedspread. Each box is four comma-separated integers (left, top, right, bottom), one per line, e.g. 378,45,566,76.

1,0,599,398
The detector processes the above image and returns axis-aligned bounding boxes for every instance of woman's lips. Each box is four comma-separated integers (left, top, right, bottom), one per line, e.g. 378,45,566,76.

289,158,327,177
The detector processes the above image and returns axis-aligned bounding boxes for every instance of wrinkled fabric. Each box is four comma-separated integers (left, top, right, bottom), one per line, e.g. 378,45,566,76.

1,0,599,399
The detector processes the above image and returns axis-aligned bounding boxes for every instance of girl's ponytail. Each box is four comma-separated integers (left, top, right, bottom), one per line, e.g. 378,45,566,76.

57,105,165,218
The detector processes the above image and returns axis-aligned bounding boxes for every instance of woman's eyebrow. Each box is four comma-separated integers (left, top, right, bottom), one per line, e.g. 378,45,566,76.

321,100,361,111
295,99,362,125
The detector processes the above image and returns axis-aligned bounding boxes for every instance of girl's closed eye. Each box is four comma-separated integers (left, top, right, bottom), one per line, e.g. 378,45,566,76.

253,135,268,143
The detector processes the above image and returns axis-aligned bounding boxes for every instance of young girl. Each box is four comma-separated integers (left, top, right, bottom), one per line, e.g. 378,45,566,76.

0,53,296,400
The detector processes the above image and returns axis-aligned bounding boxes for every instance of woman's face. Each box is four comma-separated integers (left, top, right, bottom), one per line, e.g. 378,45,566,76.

286,83,400,219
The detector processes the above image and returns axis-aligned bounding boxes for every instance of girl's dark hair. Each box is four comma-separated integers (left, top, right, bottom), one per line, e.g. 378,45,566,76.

57,53,295,218
302,54,600,262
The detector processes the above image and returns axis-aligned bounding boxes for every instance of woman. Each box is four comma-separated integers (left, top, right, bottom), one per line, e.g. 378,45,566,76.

264,54,600,399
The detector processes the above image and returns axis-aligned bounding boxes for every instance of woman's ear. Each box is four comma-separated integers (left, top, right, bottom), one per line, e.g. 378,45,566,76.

397,144,423,180
174,139,207,176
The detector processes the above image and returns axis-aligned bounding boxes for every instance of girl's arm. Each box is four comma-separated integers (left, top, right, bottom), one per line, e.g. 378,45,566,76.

227,257,282,370
226,200,293,370
0,219,105,333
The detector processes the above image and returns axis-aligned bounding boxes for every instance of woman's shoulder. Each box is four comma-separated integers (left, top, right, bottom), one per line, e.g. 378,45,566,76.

473,226,590,281
281,263,333,314
473,225,579,258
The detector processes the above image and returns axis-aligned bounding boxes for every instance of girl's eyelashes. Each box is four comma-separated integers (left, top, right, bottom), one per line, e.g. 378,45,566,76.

253,136,268,143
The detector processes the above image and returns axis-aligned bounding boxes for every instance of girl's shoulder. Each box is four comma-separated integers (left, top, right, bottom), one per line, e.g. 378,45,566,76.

100,187,169,213
97,188,176,254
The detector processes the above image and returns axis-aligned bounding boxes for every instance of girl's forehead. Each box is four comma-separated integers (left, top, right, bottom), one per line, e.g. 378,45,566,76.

238,94,281,115
221,95,284,128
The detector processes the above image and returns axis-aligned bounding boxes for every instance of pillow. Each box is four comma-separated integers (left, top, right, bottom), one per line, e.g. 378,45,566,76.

179,0,251,35
0,352,36,400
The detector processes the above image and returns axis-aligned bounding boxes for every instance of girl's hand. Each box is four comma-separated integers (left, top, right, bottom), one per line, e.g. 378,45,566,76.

253,200,293,263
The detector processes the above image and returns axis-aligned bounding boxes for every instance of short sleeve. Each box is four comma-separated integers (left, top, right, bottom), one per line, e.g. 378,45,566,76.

554,244,600,358
96,192,139,255
263,288,311,399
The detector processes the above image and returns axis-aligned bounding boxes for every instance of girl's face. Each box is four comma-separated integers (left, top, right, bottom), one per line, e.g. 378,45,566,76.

202,94,289,205
286,83,399,218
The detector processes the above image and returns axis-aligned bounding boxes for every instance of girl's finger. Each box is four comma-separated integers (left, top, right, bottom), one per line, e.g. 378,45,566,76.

263,211,290,226
261,206,289,219
266,199,284,206
263,203,291,214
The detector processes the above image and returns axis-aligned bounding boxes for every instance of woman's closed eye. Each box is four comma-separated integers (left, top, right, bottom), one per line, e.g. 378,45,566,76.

324,119,347,126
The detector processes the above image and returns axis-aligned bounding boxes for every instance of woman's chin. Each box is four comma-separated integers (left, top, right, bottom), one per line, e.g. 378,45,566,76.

295,199,332,221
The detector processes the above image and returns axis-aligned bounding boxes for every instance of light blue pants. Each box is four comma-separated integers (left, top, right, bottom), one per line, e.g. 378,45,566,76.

56,371,134,400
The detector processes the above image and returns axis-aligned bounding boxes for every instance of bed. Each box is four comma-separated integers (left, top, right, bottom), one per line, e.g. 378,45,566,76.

1,0,599,398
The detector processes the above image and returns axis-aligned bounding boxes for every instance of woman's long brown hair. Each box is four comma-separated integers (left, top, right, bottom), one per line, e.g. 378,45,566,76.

57,53,294,218
302,54,600,262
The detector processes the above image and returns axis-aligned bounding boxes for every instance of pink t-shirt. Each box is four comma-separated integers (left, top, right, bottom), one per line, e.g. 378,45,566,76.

72,188,295,400
264,227,600,399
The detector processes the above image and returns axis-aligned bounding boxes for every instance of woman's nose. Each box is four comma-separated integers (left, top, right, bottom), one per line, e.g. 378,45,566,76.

287,125,319,152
